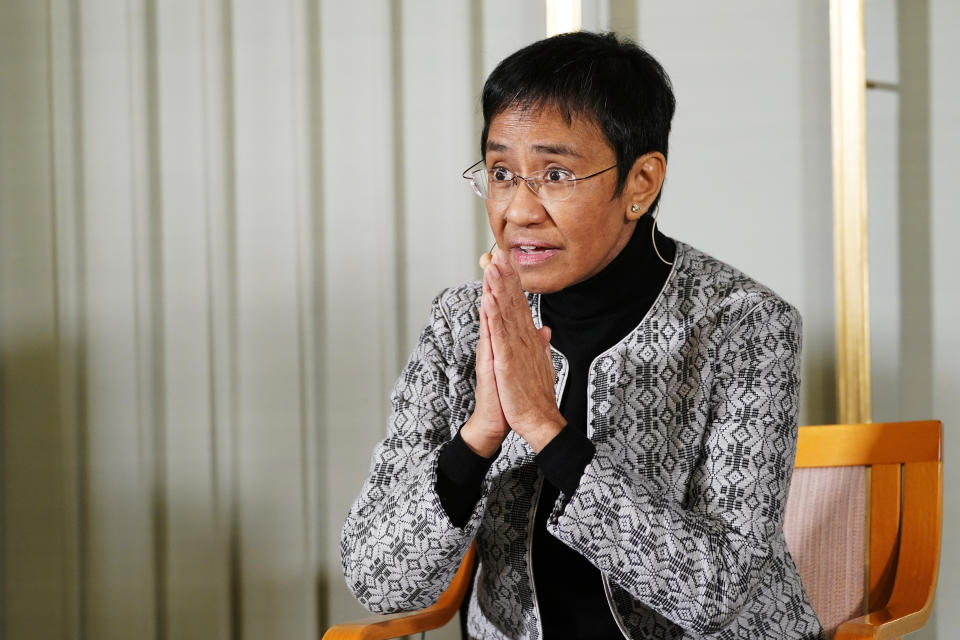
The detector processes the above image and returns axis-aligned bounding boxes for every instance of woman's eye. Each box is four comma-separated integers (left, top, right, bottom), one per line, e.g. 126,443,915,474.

545,168,572,183
491,167,513,182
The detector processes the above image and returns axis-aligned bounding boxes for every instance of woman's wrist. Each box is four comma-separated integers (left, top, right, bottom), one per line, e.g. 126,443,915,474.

520,417,567,453
460,415,507,458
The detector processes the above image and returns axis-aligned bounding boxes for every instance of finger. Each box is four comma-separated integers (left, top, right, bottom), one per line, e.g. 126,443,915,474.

538,325,552,345
477,296,490,364
482,285,506,338
492,247,515,278
484,256,518,316
482,265,499,304
475,298,508,429
479,296,499,360
481,269,495,308
479,279,498,358
492,247,522,287
538,326,553,359
478,296,501,382
482,286,512,362
490,249,533,318
485,267,540,358
485,263,520,330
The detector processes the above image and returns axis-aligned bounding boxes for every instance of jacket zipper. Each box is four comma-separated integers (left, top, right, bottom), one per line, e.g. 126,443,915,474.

586,346,631,639
526,258,683,639
602,576,633,639
526,340,568,639
526,476,546,640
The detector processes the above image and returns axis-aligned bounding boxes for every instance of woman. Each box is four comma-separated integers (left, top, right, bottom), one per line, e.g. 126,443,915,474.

340,32,824,640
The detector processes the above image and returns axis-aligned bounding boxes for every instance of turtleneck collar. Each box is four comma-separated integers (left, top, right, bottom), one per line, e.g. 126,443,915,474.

541,213,675,323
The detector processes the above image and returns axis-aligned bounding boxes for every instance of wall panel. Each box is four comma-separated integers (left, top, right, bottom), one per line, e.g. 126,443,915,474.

154,0,231,637
636,0,835,425
78,0,158,636
865,0,901,424
230,0,316,637
0,2,73,638
927,0,959,635
48,0,85,636
316,0,400,625
197,0,242,636
400,0,479,351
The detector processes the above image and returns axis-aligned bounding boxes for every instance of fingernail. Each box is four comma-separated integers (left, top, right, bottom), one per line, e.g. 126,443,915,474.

489,264,500,279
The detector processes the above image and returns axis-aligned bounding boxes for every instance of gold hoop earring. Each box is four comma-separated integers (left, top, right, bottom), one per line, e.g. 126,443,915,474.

650,206,673,266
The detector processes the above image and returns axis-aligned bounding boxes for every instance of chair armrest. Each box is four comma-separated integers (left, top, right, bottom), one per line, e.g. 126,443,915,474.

834,459,942,640
323,544,476,640
833,602,932,640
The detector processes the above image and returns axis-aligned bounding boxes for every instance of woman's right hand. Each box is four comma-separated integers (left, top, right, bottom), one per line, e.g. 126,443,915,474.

460,278,510,458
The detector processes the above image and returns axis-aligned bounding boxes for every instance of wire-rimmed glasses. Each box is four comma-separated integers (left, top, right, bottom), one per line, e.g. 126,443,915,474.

461,160,617,203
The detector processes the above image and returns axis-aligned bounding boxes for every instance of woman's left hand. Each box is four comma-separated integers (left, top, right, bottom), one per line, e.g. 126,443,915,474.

482,249,566,452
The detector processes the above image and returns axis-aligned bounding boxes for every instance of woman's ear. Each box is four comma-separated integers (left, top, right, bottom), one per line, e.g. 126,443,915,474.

624,152,666,220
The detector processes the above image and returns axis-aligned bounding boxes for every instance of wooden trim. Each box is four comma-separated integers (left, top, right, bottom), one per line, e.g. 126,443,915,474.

322,544,476,640
868,465,901,611
794,422,941,468
829,0,872,424
834,459,942,639
545,0,582,36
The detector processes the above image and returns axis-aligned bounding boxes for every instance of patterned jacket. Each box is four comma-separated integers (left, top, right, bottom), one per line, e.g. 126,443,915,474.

340,242,825,639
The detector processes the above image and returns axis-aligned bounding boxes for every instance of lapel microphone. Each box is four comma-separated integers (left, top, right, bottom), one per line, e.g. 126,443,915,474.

479,242,497,269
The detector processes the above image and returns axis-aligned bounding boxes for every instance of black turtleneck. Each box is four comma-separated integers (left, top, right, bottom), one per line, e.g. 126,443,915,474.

436,214,675,639
534,214,674,638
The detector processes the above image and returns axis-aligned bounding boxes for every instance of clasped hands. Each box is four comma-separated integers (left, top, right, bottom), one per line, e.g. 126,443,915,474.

460,249,566,458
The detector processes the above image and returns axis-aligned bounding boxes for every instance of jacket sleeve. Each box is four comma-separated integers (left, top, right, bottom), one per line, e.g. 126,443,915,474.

339,291,481,613
546,295,803,634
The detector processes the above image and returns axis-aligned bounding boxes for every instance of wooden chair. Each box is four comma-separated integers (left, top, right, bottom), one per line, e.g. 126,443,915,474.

323,421,942,640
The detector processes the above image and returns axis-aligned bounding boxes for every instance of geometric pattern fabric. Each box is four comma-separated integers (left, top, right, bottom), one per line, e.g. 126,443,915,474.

341,242,825,639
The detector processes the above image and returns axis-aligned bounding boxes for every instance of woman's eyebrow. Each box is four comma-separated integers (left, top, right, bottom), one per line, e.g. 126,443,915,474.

530,143,582,157
485,140,582,158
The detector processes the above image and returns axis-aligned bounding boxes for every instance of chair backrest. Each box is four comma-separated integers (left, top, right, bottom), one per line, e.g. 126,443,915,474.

785,465,866,636
783,421,942,639
323,421,942,640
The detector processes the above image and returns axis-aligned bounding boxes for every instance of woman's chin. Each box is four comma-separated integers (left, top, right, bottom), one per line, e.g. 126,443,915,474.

517,273,566,295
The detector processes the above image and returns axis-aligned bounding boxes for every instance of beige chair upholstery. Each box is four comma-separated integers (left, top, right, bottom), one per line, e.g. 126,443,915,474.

785,466,866,638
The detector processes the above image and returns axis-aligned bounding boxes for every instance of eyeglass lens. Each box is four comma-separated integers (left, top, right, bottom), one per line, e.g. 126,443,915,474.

468,166,576,203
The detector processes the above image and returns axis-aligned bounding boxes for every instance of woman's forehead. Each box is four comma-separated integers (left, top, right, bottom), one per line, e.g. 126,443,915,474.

485,106,608,157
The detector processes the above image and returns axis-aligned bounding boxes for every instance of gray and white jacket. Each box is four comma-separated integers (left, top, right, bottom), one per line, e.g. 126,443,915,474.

340,242,824,640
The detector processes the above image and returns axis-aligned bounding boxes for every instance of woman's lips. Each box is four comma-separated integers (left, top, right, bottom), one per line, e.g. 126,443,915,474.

511,245,559,265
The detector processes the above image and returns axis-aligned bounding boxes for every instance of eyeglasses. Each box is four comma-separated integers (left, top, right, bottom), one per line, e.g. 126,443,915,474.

461,160,617,203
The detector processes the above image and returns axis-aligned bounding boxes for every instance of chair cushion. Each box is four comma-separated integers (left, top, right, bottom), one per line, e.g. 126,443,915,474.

784,466,866,639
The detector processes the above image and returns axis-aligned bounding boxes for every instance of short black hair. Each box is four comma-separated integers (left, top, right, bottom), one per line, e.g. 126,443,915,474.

480,31,676,208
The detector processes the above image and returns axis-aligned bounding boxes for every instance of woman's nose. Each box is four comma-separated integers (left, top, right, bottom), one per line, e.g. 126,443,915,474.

503,180,547,226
